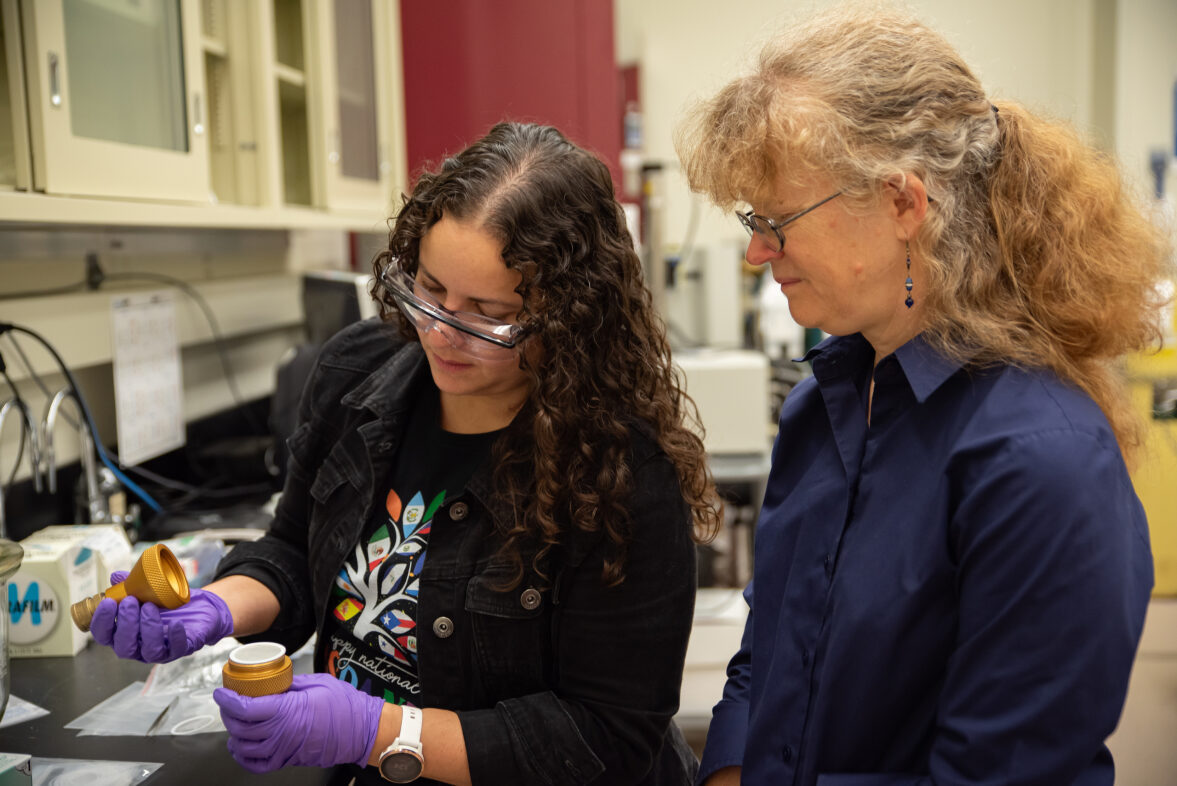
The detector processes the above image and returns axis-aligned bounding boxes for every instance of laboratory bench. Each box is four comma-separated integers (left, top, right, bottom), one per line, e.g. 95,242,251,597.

3,642,331,785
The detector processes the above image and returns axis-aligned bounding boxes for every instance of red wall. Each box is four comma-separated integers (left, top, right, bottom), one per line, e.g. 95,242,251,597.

399,0,622,188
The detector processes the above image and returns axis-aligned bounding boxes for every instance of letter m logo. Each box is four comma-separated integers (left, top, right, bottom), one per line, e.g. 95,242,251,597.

9,581,41,626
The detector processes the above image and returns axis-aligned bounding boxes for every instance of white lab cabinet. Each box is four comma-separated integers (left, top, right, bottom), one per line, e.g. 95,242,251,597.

249,0,401,214
200,0,268,207
20,0,211,202
0,0,32,191
259,0,316,208
0,0,405,227
313,0,398,214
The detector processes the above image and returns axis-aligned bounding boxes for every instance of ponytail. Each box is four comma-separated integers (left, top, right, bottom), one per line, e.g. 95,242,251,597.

978,102,1171,464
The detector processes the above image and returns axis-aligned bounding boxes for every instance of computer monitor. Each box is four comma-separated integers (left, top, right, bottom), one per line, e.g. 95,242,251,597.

301,270,379,345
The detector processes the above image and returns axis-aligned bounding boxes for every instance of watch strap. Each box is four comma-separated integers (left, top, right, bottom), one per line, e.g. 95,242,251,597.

394,705,423,752
378,704,425,782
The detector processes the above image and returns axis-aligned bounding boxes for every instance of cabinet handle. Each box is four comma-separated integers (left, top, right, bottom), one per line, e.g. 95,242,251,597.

193,93,204,136
48,52,61,107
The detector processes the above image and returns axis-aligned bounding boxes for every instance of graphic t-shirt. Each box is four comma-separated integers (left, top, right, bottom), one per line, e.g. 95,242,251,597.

318,387,500,707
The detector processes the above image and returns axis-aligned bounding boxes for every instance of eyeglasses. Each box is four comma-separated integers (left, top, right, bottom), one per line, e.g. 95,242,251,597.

381,267,523,359
737,192,842,253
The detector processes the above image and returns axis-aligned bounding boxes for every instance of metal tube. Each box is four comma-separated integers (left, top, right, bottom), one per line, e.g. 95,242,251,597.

42,388,102,520
0,401,20,537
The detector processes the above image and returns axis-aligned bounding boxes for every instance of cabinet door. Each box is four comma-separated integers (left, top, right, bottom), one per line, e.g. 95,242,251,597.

308,0,396,214
201,0,269,207
1,0,33,190
21,0,210,202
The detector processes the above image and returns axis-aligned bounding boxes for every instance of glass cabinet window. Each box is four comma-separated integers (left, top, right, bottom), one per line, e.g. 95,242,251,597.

1,7,17,185
63,0,188,152
333,0,377,182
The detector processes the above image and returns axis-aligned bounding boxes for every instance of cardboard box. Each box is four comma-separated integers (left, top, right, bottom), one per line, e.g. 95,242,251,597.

21,524,134,586
8,537,97,658
0,753,32,786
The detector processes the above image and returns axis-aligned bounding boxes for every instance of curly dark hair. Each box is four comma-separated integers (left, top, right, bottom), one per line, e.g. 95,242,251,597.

371,122,721,586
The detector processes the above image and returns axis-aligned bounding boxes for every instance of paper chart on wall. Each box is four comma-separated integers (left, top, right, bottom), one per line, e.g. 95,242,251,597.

110,291,185,467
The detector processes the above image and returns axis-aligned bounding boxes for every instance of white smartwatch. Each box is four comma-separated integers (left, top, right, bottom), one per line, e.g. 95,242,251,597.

377,705,425,783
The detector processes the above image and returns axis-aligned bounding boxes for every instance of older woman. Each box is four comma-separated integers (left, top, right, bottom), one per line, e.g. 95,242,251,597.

677,6,1171,786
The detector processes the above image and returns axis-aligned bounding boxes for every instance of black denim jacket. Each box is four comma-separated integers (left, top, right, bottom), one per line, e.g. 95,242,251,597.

216,319,699,785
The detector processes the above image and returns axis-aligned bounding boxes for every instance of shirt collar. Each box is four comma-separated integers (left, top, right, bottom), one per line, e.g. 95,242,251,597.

801,333,965,403
799,332,870,369
893,336,965,403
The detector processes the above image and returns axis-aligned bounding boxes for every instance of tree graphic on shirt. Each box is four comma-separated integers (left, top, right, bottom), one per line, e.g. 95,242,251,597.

332,487,442,665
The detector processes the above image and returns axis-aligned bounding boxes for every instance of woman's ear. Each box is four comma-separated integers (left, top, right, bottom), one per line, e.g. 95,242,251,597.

884,175,928,240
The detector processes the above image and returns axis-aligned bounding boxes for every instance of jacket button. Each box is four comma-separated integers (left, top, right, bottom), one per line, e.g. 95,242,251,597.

782,745,793,763
432,616,454,638
449,502,469,521
520,588,542,610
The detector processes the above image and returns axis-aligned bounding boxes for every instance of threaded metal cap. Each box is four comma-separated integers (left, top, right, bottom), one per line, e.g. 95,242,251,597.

222,642,293,697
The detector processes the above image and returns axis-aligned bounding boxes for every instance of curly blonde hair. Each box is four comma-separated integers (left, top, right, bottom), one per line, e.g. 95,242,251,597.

676,4,1173,465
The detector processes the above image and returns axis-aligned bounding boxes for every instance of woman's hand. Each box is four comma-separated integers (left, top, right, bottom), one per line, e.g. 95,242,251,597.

213,673,386,773
90,571,234,663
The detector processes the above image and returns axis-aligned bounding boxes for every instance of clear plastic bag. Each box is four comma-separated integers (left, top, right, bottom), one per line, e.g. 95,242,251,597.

64,681,173,737
29,756,161,786
154,687,224,736
143,638,238,697
0,694,50,729
155,535,227,589
65,635,318,737
65,676,227,737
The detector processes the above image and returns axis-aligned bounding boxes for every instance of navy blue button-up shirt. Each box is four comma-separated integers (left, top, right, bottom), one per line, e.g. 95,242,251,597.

698,333,1152,786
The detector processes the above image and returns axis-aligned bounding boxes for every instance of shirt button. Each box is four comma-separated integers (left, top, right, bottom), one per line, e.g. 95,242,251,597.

449,502,469,521
782,745,793,763
432,616,454,638
520,588,542,610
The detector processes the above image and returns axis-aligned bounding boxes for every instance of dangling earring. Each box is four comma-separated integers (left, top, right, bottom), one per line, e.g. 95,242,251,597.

904,241,914,309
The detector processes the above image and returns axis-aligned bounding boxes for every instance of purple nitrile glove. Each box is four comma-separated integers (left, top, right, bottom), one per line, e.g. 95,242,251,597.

90,570,235,663
213,673,386,773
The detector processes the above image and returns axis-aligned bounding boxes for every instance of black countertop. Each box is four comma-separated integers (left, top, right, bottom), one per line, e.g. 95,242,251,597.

3,642,332,784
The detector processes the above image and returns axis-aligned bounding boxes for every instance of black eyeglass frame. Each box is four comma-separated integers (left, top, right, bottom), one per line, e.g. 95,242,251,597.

737,191,842,252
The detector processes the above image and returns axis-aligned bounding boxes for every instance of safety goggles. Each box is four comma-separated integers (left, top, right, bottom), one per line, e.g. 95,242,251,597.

381,267,522,359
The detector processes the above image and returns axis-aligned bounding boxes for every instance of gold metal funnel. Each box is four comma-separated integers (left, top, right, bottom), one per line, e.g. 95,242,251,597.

70,543,191,632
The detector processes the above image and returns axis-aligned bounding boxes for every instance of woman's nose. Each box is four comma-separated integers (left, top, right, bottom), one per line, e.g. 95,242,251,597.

422,318,463,350
744,233,780,267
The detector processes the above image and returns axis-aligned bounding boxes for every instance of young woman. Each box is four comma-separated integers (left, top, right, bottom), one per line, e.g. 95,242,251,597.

93,122,722,785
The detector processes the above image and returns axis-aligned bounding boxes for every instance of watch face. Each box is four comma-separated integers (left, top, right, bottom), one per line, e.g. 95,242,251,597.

379,752,424,783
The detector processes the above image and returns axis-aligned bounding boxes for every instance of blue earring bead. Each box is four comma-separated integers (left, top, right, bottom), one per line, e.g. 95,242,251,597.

904,242,914,309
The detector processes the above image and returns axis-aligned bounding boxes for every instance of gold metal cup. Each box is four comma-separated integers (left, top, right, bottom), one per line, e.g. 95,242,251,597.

222,642,293,697
70,543,191,632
